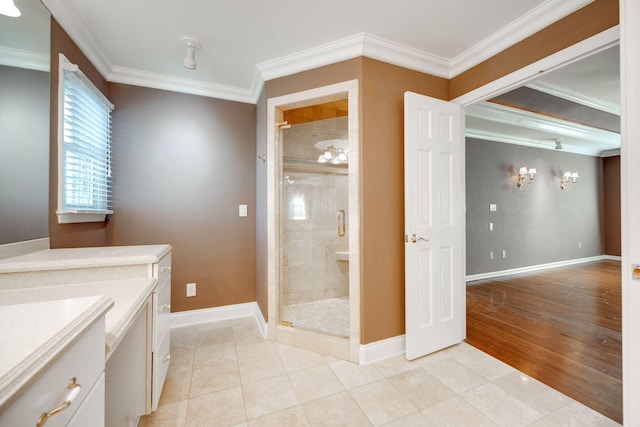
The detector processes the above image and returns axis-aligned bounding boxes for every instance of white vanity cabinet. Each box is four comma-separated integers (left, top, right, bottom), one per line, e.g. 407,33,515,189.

0,297,111,427
0,244,173,420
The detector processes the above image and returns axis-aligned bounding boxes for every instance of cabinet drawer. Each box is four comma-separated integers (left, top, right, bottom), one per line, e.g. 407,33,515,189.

67,373,105,427
0,319,105,427
154,253,172,287
151,331,171,411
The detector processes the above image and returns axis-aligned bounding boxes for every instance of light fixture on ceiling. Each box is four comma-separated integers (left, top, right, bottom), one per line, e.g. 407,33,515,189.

0,0,21,17
554,138,563,150
516,166,536,188
314,138,349,165
561,171,579,190
317,145,348,165
181,37,200,70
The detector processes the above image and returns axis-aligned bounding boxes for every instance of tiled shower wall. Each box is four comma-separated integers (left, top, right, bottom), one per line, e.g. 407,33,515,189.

281,117,349,306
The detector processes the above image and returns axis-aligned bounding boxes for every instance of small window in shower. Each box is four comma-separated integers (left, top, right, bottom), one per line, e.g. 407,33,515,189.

288,195,307,220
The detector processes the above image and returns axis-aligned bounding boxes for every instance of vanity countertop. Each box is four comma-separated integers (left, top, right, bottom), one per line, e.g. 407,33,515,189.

0,296,113,412
0,278,157,354
0,244,171,273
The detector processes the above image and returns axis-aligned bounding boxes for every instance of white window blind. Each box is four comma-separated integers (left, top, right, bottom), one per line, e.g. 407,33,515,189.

57,54,114,224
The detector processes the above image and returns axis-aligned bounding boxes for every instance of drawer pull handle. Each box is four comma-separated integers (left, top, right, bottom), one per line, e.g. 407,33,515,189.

162,304,171,312
163,354,171,364
37,377,82,427
160,266,172,273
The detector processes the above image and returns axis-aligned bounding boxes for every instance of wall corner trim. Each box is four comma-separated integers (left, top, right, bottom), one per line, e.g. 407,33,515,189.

358,335,406,366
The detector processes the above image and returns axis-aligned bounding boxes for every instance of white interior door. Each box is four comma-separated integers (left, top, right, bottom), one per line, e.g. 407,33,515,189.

404,91,465,360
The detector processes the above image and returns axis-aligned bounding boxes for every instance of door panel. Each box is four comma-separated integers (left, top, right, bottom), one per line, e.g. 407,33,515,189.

405,91,464,361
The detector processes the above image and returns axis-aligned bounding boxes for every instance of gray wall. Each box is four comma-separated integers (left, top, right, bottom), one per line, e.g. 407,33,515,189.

466,138,606,275
0,65,49,244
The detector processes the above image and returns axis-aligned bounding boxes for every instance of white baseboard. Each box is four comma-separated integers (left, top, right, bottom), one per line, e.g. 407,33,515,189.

169,302,258,328
465,255,620,282
359,335,406,365
254,304,269,339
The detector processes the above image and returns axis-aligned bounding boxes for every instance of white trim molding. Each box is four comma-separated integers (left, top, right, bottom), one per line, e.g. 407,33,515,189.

0,46,49,72
169,302,260,329
466,255,620,282
358,335,406,366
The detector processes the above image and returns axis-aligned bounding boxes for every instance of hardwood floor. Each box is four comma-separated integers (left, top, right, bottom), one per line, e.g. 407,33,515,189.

465,260,622,424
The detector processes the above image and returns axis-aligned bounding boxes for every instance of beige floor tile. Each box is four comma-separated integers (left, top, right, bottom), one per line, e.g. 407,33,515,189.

186,387,246,426
381,411,436,427
422,396,499,427
248,405,311,427
451,348,515,381
275,342,326,373
288,364,345,403
387,368,455,410
168,348,195,373
193,341,237,368
233,321,267,347
421,357,487,394
461,383,542,427
190,359,241,398
170,327,197,352
159,368,192,406
242,374,300,420
303,391,372,426
492,372,572,415
237,341,286,384
139,400,188,427
373,355,419,377
195,325,235,346
349,378,417,426
329,359,384,389
529,401,621,427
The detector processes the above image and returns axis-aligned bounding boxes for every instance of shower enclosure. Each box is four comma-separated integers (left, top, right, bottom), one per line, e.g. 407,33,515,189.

279,115,349,338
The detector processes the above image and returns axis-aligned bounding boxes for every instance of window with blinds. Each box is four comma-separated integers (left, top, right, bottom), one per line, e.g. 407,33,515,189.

56,54,114,224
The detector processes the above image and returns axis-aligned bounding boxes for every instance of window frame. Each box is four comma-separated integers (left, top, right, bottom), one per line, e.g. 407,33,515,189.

56,53,114,224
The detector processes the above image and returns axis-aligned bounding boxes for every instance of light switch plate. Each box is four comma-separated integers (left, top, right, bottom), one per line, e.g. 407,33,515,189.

489,203,497,212
239,204,247,217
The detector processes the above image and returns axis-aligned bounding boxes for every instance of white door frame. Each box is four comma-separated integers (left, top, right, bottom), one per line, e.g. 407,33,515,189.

452,24,625,419
265,79,361,363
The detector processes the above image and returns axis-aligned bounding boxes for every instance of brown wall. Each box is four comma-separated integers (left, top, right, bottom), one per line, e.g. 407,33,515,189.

449,0,619,100
360,58,448,343
604,156,621,256
50,19,110,248
106,84,257,312
50,20,256,312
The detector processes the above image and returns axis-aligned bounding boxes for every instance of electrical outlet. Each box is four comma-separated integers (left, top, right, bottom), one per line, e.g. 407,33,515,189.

489,222,494,232
501,250,507,258
186,282,196,297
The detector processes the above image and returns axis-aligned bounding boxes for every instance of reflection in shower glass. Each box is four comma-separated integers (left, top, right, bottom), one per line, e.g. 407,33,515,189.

279,115,349,338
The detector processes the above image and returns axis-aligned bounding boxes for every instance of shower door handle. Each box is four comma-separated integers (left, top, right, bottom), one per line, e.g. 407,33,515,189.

337,210,346,237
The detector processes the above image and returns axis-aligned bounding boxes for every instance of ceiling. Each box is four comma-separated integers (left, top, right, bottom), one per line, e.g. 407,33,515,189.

2,0,619,156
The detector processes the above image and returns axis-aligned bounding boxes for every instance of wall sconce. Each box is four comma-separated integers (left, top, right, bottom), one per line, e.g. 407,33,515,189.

561,171,579,190
517,166,536,187
317,145,348,165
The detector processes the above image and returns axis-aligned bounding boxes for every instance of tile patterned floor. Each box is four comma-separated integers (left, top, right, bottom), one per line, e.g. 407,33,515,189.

139,317,621,427
281,297,349,337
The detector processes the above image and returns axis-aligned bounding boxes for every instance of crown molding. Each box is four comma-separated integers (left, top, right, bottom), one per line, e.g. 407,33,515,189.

43,0,596,103
465,128,606,157
526,81,620,115
451,0,594,76
0,46,49,72
108,67,256,104
42,0,113,78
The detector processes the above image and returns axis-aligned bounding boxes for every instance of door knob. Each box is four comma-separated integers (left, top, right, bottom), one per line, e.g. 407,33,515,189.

409,234,429,243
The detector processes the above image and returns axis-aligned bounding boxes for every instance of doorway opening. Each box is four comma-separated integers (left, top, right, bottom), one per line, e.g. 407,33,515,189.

266,80,360,362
